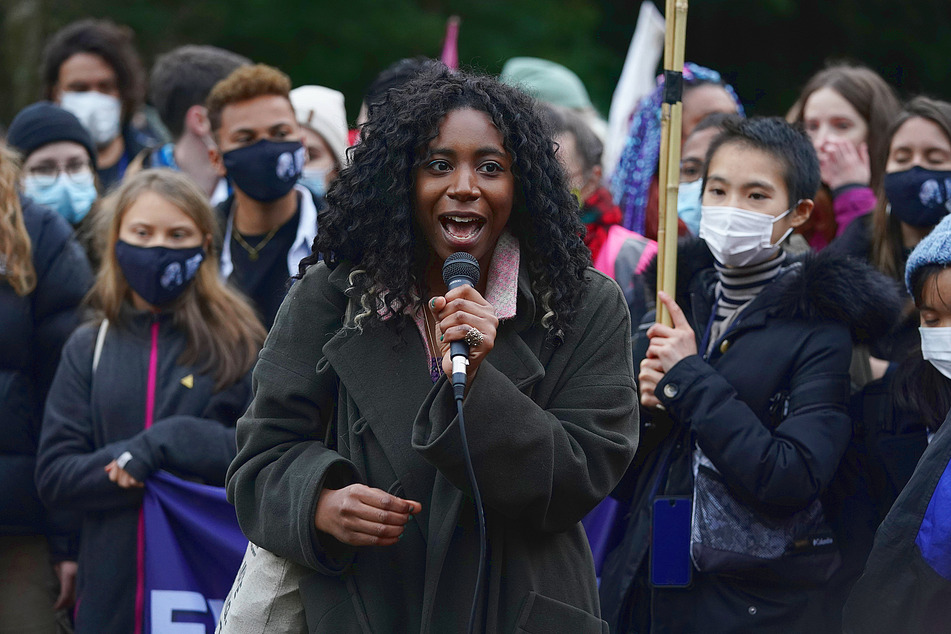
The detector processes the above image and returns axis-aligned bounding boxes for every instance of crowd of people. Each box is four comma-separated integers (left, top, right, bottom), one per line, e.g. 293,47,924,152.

2,15,951,634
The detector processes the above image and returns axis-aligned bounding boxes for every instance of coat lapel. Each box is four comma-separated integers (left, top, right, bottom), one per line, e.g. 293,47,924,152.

420,262,547,630
323,258,551,629
323,317,436,511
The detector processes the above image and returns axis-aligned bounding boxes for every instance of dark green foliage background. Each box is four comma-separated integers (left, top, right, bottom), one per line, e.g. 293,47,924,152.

2,0,949,129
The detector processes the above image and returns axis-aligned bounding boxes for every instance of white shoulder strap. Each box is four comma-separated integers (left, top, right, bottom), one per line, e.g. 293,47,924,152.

93,319,109,374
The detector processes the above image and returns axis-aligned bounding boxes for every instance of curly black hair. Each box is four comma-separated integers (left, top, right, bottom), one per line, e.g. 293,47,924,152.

301,65,590,341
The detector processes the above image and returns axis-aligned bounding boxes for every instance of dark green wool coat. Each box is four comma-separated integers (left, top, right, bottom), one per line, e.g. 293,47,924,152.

226,258,638,633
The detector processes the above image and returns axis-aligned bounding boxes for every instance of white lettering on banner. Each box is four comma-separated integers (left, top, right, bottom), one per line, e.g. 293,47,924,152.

207,600,224,623
150,590,226,633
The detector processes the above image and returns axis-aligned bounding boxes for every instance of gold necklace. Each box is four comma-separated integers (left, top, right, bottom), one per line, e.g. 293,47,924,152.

231,214,282,262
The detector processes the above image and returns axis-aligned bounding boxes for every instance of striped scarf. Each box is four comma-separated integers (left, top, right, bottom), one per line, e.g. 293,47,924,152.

708,252,787,353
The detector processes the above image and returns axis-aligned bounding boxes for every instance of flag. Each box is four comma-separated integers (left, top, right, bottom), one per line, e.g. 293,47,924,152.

143,471,248,633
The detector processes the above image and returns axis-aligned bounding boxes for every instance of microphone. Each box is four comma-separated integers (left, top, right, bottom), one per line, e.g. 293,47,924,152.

441,252,481,397
441,252,487,633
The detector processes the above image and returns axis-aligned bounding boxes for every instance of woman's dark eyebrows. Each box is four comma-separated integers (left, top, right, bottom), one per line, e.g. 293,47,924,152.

742,180,776,191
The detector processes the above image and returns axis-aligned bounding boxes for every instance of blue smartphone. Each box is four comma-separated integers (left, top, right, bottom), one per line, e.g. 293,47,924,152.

650,496,693,587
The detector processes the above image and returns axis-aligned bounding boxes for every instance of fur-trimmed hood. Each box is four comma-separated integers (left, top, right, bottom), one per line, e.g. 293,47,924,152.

644,238,903,344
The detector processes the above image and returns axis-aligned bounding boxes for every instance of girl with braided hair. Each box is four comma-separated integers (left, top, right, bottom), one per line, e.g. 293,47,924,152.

225,66,638,631
611,63,744,240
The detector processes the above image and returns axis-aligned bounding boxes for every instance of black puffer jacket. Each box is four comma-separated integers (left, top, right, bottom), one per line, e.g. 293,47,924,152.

0,196,91,559
600,240,902,633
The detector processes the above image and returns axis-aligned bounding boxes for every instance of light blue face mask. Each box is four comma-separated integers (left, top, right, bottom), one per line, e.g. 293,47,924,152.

22,171,98,226
299,168,329,199
677,178,703,236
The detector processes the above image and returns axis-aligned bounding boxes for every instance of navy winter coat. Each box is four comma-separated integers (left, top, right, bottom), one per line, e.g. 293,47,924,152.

35,310,253,633
843,407,951,632
600,241,901,633
0,197,91,559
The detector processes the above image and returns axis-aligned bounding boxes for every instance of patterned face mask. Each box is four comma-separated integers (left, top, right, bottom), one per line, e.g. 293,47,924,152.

115,241,205,306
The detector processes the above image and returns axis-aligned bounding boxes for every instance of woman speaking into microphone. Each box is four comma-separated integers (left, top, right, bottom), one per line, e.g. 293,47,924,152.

225,66,638,632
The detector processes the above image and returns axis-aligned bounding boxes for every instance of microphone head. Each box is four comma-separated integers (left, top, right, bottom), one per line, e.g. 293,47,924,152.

442,252,481,287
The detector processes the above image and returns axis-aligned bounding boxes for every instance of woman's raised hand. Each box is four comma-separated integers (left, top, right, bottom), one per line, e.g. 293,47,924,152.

819,138,871,190
315,484,422,547
430,285,499,381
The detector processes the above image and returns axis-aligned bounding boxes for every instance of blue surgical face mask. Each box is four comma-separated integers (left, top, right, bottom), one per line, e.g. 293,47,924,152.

299,167,328,198
22,171,98,225
677,178,703,235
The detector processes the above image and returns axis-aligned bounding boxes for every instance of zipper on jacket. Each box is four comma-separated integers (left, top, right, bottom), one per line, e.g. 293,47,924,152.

144,318,159,430
134,317,160,634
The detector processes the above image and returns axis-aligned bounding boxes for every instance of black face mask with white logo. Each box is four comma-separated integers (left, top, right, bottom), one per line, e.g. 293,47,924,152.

885,166,951,228
115,240,205,306
222,139,305,202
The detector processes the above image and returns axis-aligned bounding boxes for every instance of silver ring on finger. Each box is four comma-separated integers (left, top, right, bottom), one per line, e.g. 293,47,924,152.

464,326,485,348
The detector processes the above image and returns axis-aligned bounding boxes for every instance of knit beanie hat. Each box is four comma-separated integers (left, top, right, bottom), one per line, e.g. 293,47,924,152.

7,102,98,169
906,213,951,295
499,57,594,111
289,86,349,170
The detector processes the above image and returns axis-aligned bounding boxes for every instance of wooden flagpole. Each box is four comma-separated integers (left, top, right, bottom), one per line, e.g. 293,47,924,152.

656,0,688,326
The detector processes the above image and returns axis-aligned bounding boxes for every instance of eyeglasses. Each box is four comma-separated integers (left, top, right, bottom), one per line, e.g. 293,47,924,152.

26,161,93,188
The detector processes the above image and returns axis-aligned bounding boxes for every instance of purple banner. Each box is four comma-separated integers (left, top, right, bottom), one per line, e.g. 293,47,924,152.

582,496,622,580
143,471,247,633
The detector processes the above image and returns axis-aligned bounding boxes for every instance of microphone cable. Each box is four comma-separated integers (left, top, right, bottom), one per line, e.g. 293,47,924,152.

442,252,487,634
453,381,487,634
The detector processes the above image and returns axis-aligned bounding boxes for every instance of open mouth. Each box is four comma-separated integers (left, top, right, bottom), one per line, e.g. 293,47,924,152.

439,215,486,242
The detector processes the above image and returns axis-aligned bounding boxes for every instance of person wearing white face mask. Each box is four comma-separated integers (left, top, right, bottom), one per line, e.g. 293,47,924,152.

677,111,815,259
7,101,104,266
41,19,160,189
600,117,902,632
844,214,951,632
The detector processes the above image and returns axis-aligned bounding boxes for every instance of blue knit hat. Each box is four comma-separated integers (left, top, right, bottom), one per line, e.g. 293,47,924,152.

906,213,951,295
7,102,97,169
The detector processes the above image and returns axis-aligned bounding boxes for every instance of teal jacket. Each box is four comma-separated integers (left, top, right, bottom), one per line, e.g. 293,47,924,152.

226,257,638,633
